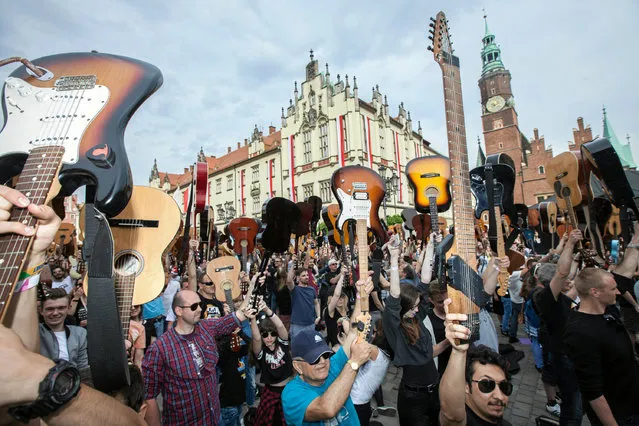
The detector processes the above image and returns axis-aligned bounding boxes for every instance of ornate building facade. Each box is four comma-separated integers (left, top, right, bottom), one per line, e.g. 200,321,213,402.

150,53,439,227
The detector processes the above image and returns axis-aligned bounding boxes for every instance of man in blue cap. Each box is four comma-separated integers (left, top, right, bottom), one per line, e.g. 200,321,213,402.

282,326,372,425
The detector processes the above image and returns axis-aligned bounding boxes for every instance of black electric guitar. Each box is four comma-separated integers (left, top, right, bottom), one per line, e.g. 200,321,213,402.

0,52,162,322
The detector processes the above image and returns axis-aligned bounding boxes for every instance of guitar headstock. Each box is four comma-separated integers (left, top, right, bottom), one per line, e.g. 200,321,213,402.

428,12,453,66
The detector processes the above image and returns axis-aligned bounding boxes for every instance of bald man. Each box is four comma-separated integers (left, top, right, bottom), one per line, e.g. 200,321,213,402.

142,289,253,426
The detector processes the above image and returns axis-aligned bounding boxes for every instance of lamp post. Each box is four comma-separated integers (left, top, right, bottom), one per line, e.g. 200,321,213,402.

378,165,399,220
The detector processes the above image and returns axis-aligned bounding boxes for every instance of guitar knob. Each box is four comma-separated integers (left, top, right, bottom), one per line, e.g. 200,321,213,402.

35,91,49,102
18,86,33,97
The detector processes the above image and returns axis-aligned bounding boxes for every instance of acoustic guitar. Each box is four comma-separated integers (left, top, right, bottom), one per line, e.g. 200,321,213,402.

207,256,243,351
0,52,162,322
405,154,452,215
105,186,182,342
401,208,419,233
228,217,259,273
428,11,487,340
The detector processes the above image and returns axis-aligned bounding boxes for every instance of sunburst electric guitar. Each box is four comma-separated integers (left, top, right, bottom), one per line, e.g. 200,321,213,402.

0,52,162,322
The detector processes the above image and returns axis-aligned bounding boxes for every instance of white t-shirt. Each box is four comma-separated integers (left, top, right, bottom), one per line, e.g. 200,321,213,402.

509,271,524,304
54,331,69,361
350,349,390,405
162,278,180,318
52,276,74,294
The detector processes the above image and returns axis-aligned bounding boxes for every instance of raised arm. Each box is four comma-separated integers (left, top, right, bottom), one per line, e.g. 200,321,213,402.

549,229,581,299
384,235,401,299
481,255,510,296
420,232,439,284
614,222,639,278
327,270,346,318
439,300,472,426
187,239,198,292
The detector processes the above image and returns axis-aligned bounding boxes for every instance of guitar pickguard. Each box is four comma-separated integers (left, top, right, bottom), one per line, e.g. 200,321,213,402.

335,187,371,230
0,77,109,164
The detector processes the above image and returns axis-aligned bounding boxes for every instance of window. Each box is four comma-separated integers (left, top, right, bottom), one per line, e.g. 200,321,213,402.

536,196,546,203
252,195,260,214
493,119,503,129
362,117,368,154
252,165,259,183
303,184,314,200
215,178,221,194
499,143,503,149
226,174,233,190
491,88,496,95
320,180,331,202
303,130,312,163
319,124,329,158
294,187,298,201
379,125,385,157
538,165,545,174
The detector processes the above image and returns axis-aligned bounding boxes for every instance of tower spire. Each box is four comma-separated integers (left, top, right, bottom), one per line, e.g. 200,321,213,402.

480,12,505,76
602,106,636,168
476,136,486,167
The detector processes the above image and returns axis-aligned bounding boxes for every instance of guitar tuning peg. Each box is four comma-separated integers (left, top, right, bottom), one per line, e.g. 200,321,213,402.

428,35,434,41
430,17,436,22
427,46,434,52
428,29,434,35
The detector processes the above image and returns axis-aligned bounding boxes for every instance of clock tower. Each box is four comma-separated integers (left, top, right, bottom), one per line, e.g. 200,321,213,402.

478,15,528,203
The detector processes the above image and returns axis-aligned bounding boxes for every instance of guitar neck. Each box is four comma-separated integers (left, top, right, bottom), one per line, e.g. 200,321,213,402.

224,288,236,313
429,196,439,235
0,147,64,320
115,273,136,340
440,60,474,267
356,219,369,312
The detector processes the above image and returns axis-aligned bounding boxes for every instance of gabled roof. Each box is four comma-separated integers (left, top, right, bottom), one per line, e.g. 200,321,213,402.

207,145,250,174
263,130,281,151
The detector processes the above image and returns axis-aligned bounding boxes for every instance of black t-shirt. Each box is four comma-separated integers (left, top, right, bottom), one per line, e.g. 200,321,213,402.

613,272,636,307
324,308,341,347
257,338,293,385
532,286,576,354
198,294,224,319
402,362,439,387
466,405,512,426
276,287,292,316
428,311,451,376
218,340,249,407
564,310,639,421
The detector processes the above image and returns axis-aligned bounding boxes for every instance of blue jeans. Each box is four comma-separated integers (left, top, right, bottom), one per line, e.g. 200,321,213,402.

501,297,512,333
154,317,165,338
245,362,256,406
530,335,543,369
509,302,523,338
220,405,242,426
289,323,315,343
549,353,583,425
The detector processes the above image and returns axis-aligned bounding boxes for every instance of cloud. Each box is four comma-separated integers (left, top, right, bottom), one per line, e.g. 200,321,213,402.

1,0,637,188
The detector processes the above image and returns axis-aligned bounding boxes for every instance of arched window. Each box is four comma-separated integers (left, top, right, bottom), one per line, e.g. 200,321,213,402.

538,165,545,174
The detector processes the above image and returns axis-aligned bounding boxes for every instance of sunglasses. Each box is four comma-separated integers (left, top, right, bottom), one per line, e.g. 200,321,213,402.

308,352,332,365
200,281,214,286
179,303,200,312
261,331,277,338
472,379,513,396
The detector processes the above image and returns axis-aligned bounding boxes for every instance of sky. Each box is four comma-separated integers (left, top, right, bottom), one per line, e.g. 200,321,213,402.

1,0,637,186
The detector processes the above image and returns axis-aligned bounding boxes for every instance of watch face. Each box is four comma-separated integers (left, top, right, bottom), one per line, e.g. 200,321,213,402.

52,368,80,404
486,96,506,113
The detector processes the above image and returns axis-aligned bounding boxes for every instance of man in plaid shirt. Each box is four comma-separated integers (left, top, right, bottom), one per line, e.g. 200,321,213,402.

142,289,253,425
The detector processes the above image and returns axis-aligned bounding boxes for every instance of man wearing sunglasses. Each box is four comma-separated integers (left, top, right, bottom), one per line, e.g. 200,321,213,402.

440,300,512,426
142,288,254,426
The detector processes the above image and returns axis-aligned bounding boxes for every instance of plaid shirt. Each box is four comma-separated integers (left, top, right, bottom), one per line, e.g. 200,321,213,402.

143,313,241,425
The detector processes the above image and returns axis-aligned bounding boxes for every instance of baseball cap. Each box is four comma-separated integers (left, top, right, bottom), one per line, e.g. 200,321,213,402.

291,330,333,363
328,259,339,266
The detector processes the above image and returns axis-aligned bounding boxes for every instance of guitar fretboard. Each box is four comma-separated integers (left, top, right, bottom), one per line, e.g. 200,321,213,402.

356,219,369,312
428,195,439,235
0,146,65,319
115,272,136,340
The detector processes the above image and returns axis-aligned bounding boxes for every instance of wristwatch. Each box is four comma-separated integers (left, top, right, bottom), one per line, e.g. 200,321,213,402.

347,359,360,371
9,360,81,423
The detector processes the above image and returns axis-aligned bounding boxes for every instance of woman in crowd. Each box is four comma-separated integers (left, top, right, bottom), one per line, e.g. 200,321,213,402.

250,296,292,426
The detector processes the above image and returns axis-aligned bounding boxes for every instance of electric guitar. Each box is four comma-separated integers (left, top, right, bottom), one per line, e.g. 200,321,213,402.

429,12,488,340
331,165,384,341
228,217,259,272
0,52,162,321
207,256,243,352
322,204,341,246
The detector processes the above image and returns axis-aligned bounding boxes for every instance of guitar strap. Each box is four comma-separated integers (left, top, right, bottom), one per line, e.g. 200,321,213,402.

83,197,129,392
484,165,498,254
178,180,195,274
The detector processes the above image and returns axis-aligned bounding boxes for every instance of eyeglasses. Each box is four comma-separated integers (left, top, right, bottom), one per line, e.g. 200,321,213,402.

179,303,200,311
308,352,332,365
472,379,513,396
261,331,277,338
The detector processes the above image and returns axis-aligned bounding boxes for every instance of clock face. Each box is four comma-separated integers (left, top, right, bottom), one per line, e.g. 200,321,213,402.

486,96,506,113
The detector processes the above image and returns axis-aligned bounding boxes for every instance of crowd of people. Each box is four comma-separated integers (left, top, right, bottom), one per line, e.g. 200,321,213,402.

1,183,639,426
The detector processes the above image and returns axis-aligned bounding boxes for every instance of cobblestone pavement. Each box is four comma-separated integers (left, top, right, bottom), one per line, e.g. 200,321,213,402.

371,314,590,426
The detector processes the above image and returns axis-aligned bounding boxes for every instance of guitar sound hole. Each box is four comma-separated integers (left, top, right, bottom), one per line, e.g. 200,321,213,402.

114,251,142,277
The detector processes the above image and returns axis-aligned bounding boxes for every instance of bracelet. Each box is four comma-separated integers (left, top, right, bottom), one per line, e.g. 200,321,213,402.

24,262,46,276
266,311,274,318
627,244,639,249
14,273,40,294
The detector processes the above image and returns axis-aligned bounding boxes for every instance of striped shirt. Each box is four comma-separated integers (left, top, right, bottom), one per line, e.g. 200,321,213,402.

142,313,242,425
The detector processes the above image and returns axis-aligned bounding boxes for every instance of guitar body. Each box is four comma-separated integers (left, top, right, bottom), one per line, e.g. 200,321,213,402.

322,204,340,246
307,195,323,236
228,217,258,270
208,256,242,303
258,197,300,254
55,222,76,246
405,155,452,213
582,137,638,214
545,151,586,211
0,52,163,217
527,205,541,228
108,186,182,305
331,165,387,244
606,205,621,238
193,162,208,214
470,164,515,220
401,208,419,231
539,201,558,234
296,201,314,237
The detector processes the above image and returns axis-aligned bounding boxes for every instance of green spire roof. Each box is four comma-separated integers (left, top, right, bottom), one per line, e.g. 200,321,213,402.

477,136,486,167
481,14,505,77
603,106,636,169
